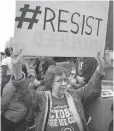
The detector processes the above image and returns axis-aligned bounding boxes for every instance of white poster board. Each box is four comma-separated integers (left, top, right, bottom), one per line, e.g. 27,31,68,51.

14,1,109,57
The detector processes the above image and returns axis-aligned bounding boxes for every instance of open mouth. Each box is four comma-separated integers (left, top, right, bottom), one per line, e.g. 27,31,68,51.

60,86,67,90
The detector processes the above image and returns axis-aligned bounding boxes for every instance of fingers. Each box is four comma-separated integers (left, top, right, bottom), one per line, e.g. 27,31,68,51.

19,49,23,58
18,49,23,55
96,52,105,73
11,49,23,58
11,49,23,66
95,52,104,64
104,50,110,63
16,49,23,58
17,49,23,62
95,52,100,61
97,52,100,57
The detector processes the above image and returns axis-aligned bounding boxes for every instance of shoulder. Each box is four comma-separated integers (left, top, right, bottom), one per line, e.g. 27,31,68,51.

36,85,47,92
1,58,7,65
36,90,47,103
2,57,11,65
2,82,16,95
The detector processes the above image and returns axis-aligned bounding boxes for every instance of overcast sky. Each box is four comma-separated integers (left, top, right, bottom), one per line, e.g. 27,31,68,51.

0,0,15,52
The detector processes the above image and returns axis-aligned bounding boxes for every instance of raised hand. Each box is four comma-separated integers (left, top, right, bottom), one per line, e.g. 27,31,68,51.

11,49,23,80
11,49,23,66
96,52,105,74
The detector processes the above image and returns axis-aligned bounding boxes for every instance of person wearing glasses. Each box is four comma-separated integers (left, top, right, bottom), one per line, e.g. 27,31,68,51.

8,50,104,131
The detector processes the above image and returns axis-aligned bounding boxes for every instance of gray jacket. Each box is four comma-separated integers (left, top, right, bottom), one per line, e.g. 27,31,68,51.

1,78,29,123
10,70,104,131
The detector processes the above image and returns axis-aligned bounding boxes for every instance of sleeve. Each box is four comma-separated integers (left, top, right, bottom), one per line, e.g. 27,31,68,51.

1,82,15,113
81,61,94,82
83,59,98,82
18,89,44,107
76,70,104,105
10,73,43,107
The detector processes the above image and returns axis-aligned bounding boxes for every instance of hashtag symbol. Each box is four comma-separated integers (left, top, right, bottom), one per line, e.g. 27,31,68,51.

15,4,42,29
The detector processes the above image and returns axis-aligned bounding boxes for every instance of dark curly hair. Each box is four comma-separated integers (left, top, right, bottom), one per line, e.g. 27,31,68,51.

42,58,56,74
4,47,13,57
35,58,56,80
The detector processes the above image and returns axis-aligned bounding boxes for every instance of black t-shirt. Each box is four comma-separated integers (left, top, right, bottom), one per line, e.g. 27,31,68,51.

45,96,81,131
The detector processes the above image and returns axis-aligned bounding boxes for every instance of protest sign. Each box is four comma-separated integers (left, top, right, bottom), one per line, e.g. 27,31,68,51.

14,1,109,57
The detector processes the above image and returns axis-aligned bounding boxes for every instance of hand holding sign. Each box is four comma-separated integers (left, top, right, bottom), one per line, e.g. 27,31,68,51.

96,52,105,74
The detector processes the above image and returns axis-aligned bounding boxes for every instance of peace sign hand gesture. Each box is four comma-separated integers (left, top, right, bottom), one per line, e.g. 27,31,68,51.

11,49,23,80
11,49,23,66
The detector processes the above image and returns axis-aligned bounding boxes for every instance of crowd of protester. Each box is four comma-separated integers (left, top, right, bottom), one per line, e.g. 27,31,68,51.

1,45,113,131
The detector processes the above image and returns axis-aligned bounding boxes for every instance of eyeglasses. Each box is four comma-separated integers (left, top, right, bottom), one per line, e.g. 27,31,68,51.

54,78,69,85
